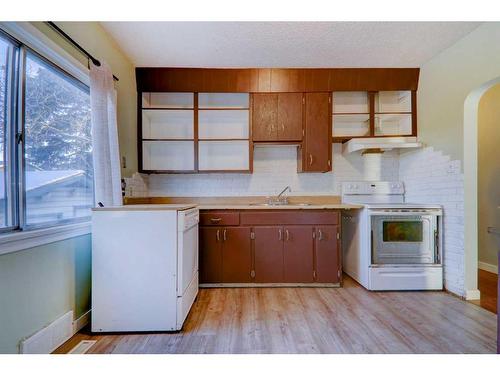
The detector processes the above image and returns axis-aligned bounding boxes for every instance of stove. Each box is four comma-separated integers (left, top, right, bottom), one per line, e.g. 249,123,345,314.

341,181,443,291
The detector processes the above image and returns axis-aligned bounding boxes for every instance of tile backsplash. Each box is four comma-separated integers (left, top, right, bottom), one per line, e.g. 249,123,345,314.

144,144,399,197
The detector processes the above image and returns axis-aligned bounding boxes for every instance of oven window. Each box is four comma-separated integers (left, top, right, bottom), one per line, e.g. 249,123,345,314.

382,221,423,242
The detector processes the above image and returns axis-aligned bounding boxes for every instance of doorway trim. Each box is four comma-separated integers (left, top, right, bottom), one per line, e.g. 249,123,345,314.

463,76,500,299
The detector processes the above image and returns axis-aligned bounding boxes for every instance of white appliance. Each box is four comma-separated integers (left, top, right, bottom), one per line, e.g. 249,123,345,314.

341,181,443,291
91,205,199,332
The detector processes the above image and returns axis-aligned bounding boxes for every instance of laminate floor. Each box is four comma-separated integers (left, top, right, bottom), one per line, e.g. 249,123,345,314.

55,276,497,354
470,269,498,314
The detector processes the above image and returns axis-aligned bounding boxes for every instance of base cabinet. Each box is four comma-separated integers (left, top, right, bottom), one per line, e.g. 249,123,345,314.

199,226,252,283
254,226,284,283
199,227,222,283
283,226,314,283
199,210,341,285
222,227,252,283
314,225,340,283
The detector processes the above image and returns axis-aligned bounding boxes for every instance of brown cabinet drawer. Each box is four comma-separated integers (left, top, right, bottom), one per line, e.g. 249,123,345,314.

200,211,240,226
240,210,339,226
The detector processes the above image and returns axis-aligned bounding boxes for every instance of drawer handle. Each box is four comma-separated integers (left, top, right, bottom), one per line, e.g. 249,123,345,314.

216,229,220,242
210,218,222,223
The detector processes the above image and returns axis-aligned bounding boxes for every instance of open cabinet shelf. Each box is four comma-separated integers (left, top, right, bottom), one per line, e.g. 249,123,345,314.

139,92,252,173
332,90,416,143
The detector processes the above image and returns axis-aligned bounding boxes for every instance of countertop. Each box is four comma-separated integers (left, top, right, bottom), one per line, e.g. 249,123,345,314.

196,203,363,210
92,204,197,211
123,195,363,210
95,203,363,211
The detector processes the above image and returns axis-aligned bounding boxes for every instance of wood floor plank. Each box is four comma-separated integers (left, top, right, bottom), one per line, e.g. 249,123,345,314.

55,276,497,354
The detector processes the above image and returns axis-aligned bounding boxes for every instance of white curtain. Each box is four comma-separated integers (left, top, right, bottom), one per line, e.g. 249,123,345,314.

89,61,122,206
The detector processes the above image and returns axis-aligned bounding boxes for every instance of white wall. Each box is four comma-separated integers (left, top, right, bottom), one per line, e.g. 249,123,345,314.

142,144,399,197
418,22,500,162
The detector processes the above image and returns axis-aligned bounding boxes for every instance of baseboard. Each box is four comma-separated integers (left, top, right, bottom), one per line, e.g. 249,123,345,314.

465,289,481,301
73,310,91,335
478,261,498,274
20,311,74,354
19,310,91,354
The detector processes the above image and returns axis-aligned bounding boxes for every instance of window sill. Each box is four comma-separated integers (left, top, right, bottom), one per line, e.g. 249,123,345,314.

0,221,91,256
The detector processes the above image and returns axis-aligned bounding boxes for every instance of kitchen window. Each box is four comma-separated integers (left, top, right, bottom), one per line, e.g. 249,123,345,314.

0,28,93,237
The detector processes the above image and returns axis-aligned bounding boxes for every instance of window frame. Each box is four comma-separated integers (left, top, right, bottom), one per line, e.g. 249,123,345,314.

0,30,20,234
0,26,94,240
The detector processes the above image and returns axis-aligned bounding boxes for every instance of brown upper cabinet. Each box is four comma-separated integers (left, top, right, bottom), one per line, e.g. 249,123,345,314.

136,68,419,174
252,93,303,142
299,93,332,173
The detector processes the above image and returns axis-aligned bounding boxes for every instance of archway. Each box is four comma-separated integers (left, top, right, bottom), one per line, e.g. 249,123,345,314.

463,77,500,300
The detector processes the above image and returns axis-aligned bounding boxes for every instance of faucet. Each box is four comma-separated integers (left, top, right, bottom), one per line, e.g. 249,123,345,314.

274,186,291,205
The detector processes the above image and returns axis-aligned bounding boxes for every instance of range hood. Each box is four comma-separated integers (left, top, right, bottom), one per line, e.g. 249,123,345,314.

342,136,423,154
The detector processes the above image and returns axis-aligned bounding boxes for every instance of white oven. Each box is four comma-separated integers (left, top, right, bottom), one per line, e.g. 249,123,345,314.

342,181,444,291
370,209,441,266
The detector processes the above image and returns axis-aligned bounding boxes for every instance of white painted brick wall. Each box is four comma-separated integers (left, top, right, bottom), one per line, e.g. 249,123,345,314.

146,144,399,197
399,146,465,296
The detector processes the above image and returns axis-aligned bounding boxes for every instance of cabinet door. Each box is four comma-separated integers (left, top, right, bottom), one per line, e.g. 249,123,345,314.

222,227,252,283
199,227,223,283
252,94,278,141
283,226,314,283
314,225,340,283
303,93,331,172
277,93,303,141
254,226,284,282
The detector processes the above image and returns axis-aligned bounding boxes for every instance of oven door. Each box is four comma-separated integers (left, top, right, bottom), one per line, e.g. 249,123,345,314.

370,214,438,265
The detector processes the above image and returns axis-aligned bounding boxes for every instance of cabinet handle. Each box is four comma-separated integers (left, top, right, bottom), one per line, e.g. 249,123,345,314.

309,154,313,165
281,123,285,132
278,229,283,241
318,229,323,241
223,229,227,241
216,229,220,242
285,229,290,241
210,217,222,223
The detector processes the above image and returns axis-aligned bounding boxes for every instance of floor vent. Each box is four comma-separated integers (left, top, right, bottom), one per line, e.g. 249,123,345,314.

20,311,73,354
68,340,97,354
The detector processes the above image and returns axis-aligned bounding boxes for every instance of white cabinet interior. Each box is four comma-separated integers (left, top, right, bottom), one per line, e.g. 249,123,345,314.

198,110,249,139
375,91,411,113
332,92,370,138
198,93,250,171
198,141,250,171
374,91,412,136
199,93,249,109
142,141,195,171
142,110,194,139
140,92,250,173
142,92,194,109
374,114,412,136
